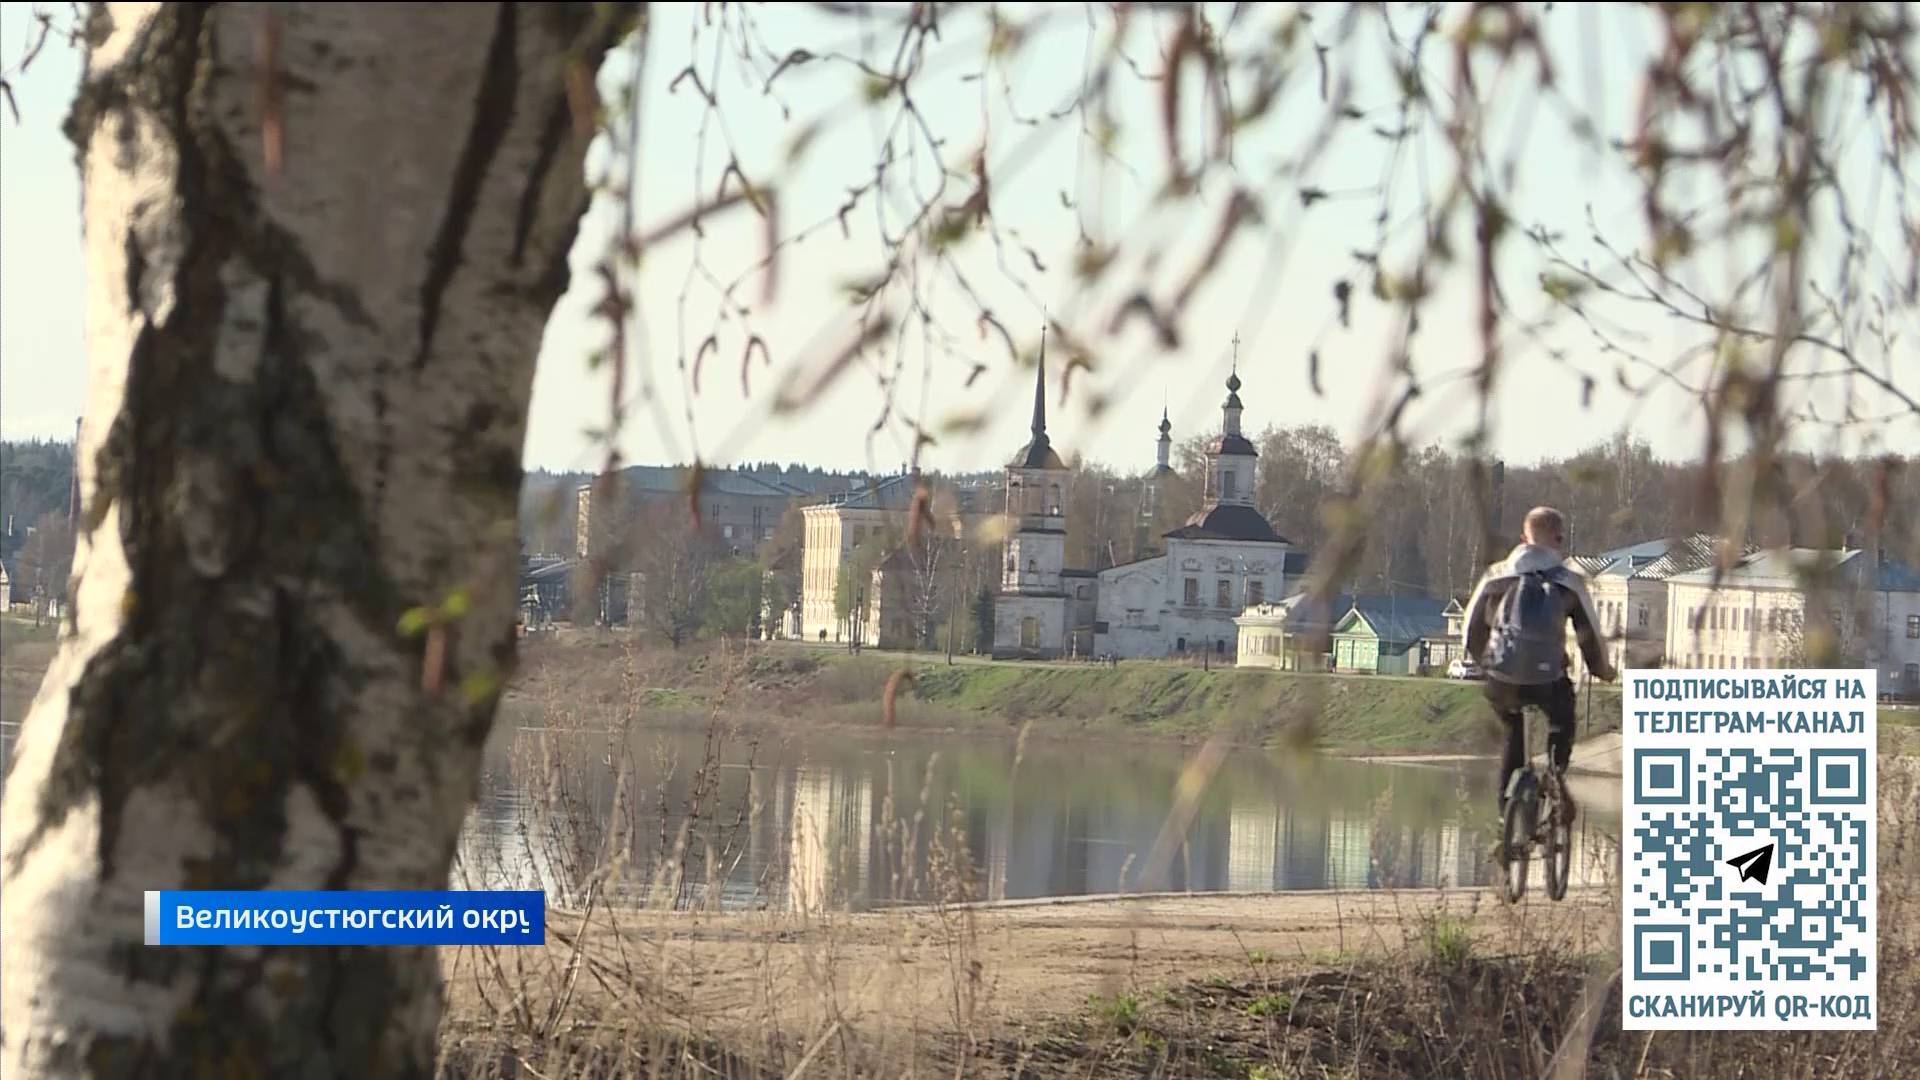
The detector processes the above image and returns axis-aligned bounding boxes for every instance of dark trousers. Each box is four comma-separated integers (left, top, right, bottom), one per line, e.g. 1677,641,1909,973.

1485,677,1576,803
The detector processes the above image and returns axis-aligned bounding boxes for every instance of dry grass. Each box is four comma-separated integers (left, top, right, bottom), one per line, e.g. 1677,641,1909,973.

437,642,1920,1080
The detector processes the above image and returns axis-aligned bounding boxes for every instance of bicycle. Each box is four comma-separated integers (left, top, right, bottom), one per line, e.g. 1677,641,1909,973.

1498,705,1573,903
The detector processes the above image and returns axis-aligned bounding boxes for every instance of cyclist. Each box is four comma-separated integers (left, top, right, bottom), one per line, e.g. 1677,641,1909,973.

1461,506,1616,816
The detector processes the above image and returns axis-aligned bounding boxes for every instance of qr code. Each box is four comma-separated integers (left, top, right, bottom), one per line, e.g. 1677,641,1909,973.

1630,746,1870,984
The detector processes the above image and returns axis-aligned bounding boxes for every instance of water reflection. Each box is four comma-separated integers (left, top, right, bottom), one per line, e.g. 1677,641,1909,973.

454,719,1621,911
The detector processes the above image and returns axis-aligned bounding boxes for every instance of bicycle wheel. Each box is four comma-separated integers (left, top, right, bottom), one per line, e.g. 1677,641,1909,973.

1543,784,1572,901
1500,785,1532,904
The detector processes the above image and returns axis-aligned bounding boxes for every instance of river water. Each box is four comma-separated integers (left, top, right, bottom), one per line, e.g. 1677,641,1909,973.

454,717,1622,911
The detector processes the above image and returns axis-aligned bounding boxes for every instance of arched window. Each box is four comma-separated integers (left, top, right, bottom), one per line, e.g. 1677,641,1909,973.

1048,483,1062,515
1027,558,1038,575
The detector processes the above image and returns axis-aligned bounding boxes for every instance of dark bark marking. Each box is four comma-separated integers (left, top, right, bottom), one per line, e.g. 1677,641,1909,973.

123,227,147,317
414,1,520,371
508,97,569,266
529,191,587,308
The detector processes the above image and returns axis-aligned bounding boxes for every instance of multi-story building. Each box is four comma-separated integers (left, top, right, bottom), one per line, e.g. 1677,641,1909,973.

575,465,809,559
798,472,993,644
1661,548,1920,696
1666,549,1920,684
1565,534,1719,679
799,473,917,644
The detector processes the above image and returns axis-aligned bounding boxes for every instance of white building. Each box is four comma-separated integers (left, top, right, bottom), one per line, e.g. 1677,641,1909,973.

1234,602,1291,670
799,473,920,643
993,342,1075,658
1094,368,1291,659
1662,547,1920,696
797,472,994,644
1234,589,1354,670
1564,534,1719,679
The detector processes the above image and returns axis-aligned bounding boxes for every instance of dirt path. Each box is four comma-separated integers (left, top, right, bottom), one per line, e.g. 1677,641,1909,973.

439,887,1617,1044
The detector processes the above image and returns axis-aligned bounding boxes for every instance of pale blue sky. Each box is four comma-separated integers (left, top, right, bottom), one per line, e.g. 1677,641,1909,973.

5,4,1916,475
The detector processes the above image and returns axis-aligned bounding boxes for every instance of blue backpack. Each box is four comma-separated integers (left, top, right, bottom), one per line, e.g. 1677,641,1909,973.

1486,571,1566,684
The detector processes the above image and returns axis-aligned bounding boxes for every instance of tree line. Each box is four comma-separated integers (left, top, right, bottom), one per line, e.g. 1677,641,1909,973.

0,439,77,611
1064,427,1918,603
528,427,1918,653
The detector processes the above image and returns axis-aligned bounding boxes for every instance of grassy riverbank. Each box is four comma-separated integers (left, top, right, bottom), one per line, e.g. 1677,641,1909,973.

509,631,1625,756
0,616,57,717
9,623,1910,761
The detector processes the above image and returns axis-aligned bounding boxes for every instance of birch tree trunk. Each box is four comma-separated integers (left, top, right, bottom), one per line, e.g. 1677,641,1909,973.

1,3,628,1075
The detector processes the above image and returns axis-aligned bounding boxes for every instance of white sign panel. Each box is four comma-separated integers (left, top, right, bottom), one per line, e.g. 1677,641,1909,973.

1622,669,1876,1030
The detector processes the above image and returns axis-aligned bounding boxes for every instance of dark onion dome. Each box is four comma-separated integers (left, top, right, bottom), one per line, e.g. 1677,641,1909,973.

1223,370,1243,409
1164,503,1289,543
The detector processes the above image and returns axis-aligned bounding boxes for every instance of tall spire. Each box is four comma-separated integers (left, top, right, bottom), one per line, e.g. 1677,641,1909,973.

1155,403,1172,470
1031,320,1048,438
1008,318,1065,470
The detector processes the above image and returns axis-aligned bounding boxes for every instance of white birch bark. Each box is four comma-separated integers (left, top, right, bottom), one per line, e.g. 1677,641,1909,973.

1,3,629,1075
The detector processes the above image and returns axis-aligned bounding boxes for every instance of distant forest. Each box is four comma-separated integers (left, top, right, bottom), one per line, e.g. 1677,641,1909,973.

1154,428,1920,602
0,439,75,533
0,439,78,602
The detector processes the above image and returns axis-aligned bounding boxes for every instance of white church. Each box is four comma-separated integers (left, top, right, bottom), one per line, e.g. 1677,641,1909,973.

800,330,1293,661
1092,367,1293,658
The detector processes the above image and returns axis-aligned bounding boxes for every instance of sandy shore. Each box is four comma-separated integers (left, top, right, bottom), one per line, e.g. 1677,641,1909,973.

439,887,1616,1042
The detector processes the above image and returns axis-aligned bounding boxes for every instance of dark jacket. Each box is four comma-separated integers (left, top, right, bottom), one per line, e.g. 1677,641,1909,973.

1461,543,1616,684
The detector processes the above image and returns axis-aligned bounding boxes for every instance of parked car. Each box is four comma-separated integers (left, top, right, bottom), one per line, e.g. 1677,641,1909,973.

1447,657,1484,680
